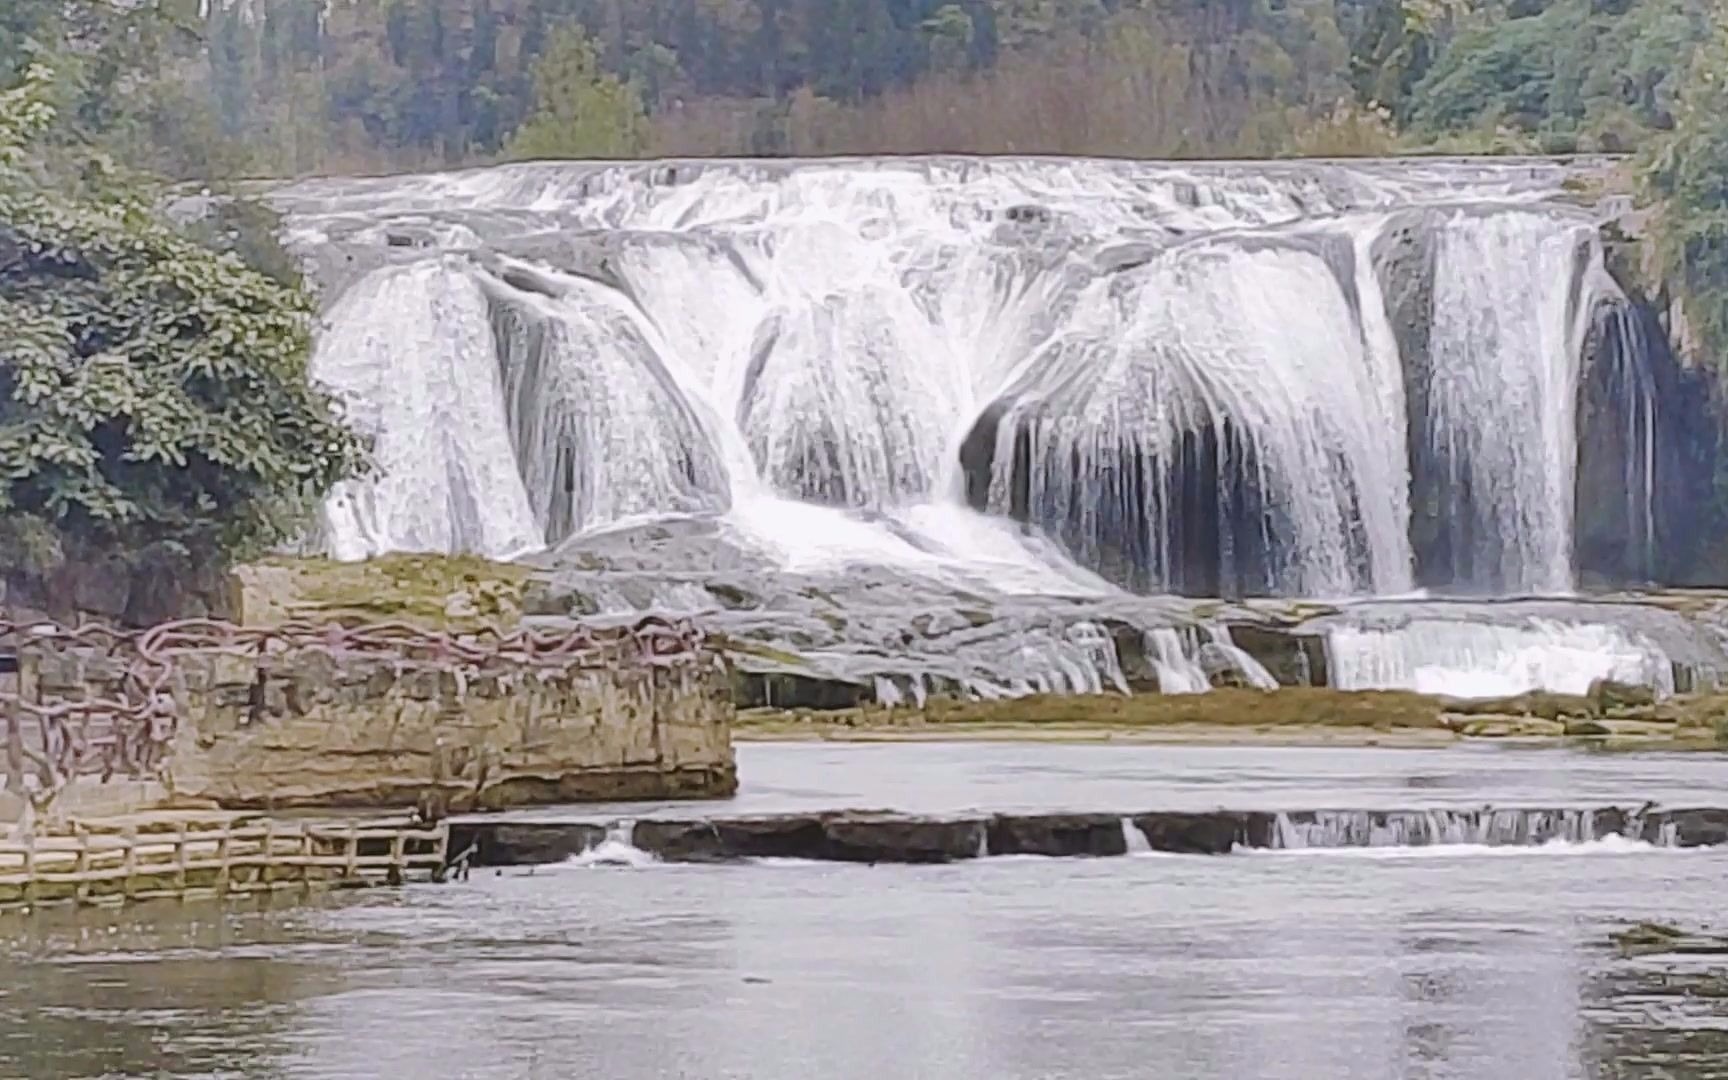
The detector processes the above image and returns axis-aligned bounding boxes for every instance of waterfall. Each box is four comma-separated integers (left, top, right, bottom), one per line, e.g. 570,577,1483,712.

1267,809,1614,849
569,820,655,868
273,156,1687,697
1121,818,1153,854
314,262,542,561
1416,212,1595,594
1326,617,1675,698
1146,628,1210,694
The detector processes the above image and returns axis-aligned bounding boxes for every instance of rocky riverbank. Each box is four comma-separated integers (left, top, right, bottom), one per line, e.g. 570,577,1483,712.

734,685,1728,750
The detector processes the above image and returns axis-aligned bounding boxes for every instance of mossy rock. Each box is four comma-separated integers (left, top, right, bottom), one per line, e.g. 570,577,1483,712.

239,555,531,630
744,687,1451,731
1459,717,1566,738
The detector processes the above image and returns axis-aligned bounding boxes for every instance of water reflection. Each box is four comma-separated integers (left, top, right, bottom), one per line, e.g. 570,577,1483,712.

3,847,1728,1078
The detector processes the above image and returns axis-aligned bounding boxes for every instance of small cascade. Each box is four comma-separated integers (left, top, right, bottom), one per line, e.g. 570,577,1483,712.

569,820,656,868
1263,808,1657,850
1205,625,1279,690
1013,621,1130,696
1326,617,1675,698
1146,628,1210,694
313,262,543,560
1414,211,1596,594
1121,818,1153,855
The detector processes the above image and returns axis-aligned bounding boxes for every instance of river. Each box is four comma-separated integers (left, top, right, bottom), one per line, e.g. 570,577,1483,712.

5,744,1728,1079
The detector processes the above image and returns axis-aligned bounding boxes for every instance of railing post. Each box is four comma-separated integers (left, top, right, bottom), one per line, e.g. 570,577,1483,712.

73,829,91,906
3,697,22,801
174,822,189,896
215,824,231,897
121,825,138,903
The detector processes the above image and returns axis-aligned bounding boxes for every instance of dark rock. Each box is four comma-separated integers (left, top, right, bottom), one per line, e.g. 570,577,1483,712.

987,813,1126,857
1442,691,1593,720
460,822,607,866
631,819,732,861
1592,807,1631,838
638,815,828,861
1132,811,1250,854
1654,808,1728,848
820,814,985,863
1587,678,1657,715
1223,623,1328,687
733,670,870,711
634,813,986,863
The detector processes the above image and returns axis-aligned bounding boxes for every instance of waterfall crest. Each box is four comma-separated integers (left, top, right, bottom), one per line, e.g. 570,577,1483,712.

286,156,1650,598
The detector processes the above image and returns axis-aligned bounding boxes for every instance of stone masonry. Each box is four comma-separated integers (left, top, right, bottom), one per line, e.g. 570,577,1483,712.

163,647,736,810
3,621,737,818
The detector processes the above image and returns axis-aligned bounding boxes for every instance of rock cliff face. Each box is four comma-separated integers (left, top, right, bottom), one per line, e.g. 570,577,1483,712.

12,629,735,815
161,648,735,810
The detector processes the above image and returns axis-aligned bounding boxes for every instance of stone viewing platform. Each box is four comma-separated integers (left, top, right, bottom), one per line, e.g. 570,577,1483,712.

0,614,735,820
0,611,734,911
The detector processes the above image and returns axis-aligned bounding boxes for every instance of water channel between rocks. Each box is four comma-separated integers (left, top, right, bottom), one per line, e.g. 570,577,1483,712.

5,744,1728,1079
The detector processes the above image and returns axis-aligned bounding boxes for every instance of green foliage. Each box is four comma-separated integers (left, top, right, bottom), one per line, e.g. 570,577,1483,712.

1643,6,1728,368
3,0,1716,169
1406,0,1710,151
0,66,366,568
506,26,646,160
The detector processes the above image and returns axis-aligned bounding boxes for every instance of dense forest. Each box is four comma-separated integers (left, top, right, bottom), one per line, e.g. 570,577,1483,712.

0,0,1722,608
0,0,1716,177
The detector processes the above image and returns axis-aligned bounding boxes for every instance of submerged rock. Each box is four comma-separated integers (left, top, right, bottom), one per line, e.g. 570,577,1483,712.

987,814,1127,857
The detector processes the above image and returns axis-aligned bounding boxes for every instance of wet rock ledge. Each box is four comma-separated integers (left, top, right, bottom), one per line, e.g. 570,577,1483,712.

450,806,1728,867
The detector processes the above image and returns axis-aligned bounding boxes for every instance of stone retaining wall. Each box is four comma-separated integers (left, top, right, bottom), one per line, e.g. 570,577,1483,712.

162,648,735,810
5,623,736,817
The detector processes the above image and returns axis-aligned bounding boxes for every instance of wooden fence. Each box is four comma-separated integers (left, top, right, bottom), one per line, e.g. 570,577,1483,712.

0,814,448,913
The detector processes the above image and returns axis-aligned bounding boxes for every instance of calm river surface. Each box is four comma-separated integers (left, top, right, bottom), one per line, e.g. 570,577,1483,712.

4,745,1728,1080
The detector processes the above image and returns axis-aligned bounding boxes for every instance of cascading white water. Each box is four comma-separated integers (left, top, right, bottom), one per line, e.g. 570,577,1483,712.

1326,618,1676,698
1146,628,1210,694
276,156,1684,698
1121,818,1153,854
992,236,1416,597
1420,212,1594,593
285,158,1608,589
1268,809,1614,849
315,261,542,561
569,820,655,868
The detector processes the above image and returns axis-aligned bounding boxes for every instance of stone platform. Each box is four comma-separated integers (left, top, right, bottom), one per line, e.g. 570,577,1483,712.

450,804,1728,867
2,617,737,821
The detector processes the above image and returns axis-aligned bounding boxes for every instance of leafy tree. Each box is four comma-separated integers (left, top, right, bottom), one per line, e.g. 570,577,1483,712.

1643,4,1728,367
1406,0,1707,151
0,67,365,597
506,26,646,160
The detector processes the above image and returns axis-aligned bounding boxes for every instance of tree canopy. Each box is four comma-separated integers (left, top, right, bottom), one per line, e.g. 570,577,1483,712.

1,0,1702,176
506,26,646,160
1643,3,1728,366
0,65,365,588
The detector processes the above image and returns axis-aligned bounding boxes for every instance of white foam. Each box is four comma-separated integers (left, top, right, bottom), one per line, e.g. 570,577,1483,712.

1327,618,1675,698
1245,834,1678,859
292,159,1623,601
1121,818,1153,855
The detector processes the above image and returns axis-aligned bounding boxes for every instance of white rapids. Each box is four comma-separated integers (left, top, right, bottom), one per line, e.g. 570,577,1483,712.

271,155,1694,699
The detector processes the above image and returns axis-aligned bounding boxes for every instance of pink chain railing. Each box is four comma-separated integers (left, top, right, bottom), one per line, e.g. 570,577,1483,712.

0,615,710,808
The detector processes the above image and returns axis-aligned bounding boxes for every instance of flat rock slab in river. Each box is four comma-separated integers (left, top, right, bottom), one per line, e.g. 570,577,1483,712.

449,805,1728,867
